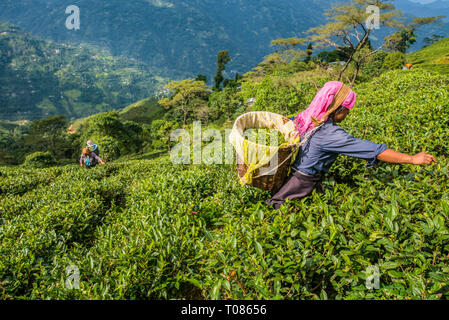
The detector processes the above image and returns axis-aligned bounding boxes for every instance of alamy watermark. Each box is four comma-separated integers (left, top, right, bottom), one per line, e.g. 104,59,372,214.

65,265,80,289
63,4,379,31
65,5,80,31
366,5,380,30
365,265,380,290
169,121,281,176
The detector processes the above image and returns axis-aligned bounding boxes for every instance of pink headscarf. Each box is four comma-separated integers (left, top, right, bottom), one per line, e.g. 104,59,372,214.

293,81,356,138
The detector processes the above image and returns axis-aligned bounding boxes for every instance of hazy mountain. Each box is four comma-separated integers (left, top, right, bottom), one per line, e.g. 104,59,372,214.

0,21,164,121
1,0,447,81
0,0,332,80
392,0,449,50
395,0,449,19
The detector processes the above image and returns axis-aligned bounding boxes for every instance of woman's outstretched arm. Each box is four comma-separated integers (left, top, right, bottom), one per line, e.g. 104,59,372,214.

377,149,437,165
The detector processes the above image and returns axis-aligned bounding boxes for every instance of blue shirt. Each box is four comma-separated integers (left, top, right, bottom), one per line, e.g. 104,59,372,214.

292,118,388,176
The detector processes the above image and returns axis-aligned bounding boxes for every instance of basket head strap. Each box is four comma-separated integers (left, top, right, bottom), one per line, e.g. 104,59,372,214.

311,83,352,127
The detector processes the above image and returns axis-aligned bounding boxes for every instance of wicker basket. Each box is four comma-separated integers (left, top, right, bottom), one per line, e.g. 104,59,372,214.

236,145,296,194
231,84,353,193
229,111,299,194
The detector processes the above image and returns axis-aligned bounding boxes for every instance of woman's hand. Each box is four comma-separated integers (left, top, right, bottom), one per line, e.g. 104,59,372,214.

411,152,437,165
377,149,437,166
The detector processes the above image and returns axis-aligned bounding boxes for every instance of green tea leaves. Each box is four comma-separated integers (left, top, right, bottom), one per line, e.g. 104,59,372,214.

254,241,264,256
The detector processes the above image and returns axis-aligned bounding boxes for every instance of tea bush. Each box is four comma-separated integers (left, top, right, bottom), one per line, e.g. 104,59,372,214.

1,70,449,300
91,135,121,162
22,151,56,169
382,52,406,71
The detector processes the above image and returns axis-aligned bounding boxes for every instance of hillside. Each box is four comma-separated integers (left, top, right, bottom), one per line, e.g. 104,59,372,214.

67,97,165,135
0,21,165,121
407,37,449,74
0,0,334,79
1,70,449,299
0,120,29,132
119,97,165,124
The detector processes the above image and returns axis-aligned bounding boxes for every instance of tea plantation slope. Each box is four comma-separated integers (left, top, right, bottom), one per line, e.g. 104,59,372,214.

1,70,449,299
408,37,449,74
1,161,449,299
119,97,165,124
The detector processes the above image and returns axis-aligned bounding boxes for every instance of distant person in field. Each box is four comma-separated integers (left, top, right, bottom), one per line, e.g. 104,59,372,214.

267,81,437,210
87,140,100,156
80,147,105,169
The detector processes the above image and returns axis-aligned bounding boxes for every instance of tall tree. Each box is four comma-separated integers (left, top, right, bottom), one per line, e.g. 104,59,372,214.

270,37,305,51
305,43,313,63
195,74,207,83
307,1,442,86
159,79,211,125
25,114,68,158
270,37,306,64
307,0,402,86
150,119,178,151
253,37,306,74
213,50,231,91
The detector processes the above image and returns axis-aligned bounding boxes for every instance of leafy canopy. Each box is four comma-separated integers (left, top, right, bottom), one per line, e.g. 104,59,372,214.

159,79,211,125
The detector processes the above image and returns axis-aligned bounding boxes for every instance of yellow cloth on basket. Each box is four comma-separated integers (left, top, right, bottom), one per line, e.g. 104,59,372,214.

229,111,300,186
